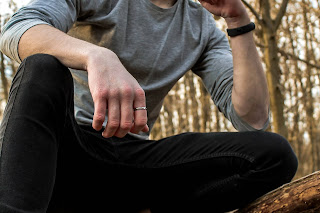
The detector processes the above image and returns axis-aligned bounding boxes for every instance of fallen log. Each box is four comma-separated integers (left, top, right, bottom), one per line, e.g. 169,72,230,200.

141,172,320,213
235,171,320,213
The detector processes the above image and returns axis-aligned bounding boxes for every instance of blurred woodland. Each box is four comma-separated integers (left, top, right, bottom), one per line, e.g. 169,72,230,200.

0,0,320,180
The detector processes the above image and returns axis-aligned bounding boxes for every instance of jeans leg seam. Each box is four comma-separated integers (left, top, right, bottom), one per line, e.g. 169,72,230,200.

197,174,241,196
0,61,27,159
156,152,255,168
98,152,255,169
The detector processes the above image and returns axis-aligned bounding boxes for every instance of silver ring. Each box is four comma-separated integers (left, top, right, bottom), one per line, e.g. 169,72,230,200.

134,107,147,111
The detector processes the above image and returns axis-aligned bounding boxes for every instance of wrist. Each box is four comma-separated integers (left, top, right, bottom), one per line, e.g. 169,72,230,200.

85,47,116,72
225,13,250,29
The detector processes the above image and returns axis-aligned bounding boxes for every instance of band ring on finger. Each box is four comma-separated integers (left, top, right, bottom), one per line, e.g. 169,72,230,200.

134,106,147,111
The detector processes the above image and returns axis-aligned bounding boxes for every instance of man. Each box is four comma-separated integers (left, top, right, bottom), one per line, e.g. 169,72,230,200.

0,0,297,212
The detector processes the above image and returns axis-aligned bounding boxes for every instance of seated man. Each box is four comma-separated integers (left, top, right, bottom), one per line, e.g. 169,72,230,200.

0,0,297,212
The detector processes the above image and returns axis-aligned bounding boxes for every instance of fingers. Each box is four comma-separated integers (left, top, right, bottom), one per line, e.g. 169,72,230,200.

92,98,107,131
101,87,148,138
113,86,135,138
102,91,121,138
88,54,148,138
130,88,149,134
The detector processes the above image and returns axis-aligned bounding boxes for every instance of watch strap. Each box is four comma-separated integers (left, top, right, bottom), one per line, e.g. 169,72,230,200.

227,22,255,37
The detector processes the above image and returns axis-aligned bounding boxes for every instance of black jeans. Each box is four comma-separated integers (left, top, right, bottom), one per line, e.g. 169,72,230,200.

0,54,298,213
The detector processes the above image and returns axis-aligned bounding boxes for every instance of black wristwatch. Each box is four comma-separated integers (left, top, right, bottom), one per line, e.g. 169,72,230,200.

227,22,255,37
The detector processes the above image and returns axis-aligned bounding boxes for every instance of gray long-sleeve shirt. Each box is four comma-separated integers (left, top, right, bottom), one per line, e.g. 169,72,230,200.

0,0,269,139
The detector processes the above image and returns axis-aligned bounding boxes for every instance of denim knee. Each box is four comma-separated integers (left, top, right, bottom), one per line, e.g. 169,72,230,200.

6,54,75,127
18,54,73,91
255,132,298,183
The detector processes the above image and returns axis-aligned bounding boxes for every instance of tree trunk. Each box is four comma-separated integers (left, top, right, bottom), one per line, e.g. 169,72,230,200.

262,27,287,138
199,81,210,133
260,0,288,138
187,72,200,132
236,171,320,213
163,95,175,136
302,0,319,172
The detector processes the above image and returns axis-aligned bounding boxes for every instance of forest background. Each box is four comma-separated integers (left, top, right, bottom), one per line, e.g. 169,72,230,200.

0,0,319,180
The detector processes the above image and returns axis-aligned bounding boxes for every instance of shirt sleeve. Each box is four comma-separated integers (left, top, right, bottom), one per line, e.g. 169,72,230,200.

192,14,269,131
0,0,79,63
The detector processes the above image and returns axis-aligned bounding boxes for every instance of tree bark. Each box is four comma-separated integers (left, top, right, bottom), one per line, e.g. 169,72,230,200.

236,171,320,213
260,0,288,138
199,82,208,132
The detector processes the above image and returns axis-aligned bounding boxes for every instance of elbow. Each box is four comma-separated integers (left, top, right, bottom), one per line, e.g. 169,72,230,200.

245,109,269,130
235,102,269,130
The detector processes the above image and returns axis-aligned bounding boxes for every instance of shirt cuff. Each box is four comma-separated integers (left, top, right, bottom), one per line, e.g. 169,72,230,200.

0,20,52,63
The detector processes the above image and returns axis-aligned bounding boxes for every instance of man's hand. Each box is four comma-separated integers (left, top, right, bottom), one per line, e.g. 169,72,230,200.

199,0,250,28
18,24,148,138
86,48,149,138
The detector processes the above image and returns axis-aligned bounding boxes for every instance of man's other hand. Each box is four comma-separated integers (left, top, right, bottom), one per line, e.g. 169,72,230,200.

199,0,250,28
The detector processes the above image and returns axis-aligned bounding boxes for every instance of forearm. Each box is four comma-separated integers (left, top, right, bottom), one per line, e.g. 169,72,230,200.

18,24,109,71
18,24,148,137
199,0,269,129
227,17,269,129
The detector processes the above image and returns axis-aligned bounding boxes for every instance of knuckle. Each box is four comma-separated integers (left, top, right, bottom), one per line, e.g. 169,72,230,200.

92,88,108,100
102,131,112,138
91,92,99,101
135,88,145,98
107,120,120,129
120,121,132,131
109,89,120,98
135,118,148,127
120,86,134,99
94,114,105,122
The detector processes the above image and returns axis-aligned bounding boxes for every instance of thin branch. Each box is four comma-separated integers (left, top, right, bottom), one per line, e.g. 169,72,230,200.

274,0,290,30
278,49,320,70
259,0,274,30
241,0,262,24
255,42,320,70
